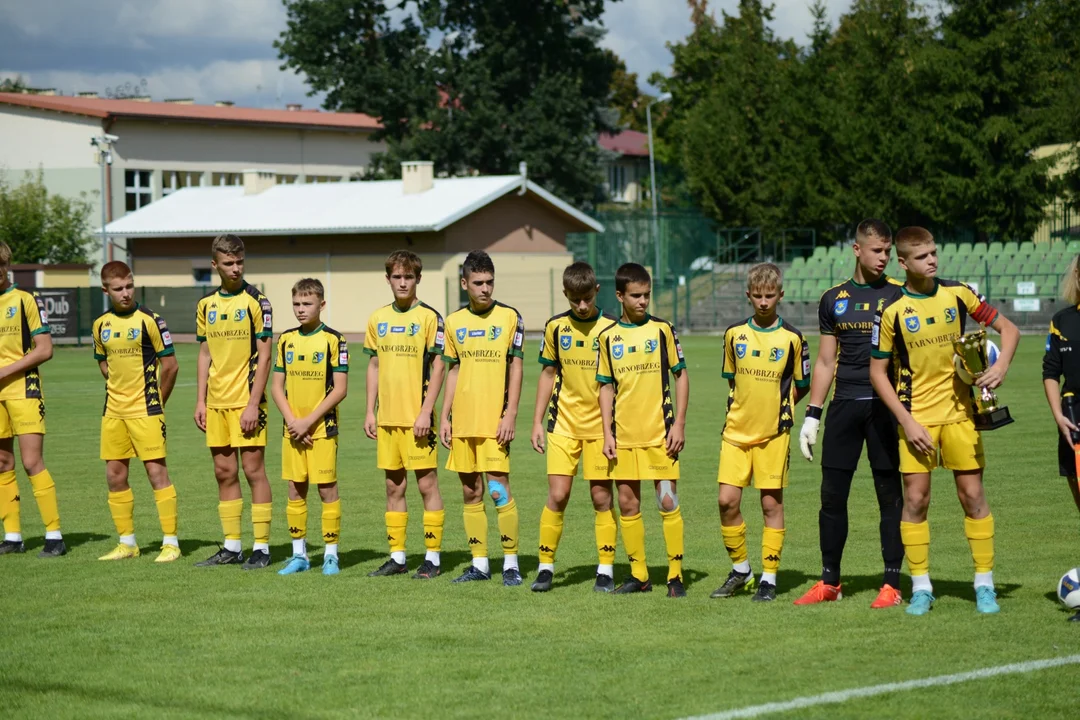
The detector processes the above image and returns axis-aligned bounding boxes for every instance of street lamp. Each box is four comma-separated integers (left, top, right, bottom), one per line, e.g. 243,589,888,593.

91,134,117,310
646,92,672,288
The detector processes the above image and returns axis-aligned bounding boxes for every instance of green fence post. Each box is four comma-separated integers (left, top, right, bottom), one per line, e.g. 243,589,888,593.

75,288,81,347
985,259,991,300
685,276,691,330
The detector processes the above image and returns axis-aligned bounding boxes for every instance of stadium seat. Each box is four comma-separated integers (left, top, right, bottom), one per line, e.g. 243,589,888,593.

984,242,1003,258
826,246,843,259
790,256,806,268
956,242,974,257
1019,241,1036,256
1068,240,1080,254
1002,241,1019,256
812,246,828,259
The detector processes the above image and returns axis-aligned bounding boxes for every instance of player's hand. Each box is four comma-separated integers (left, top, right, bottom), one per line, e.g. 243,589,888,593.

287,417,312,440
439,419,452,449
239,404,259,433
194,403,207,432
364,411,378,440
902,419,934,455
1055,412,1079,444
413,412,431,439
496,414,516,445
975,361,1009,390
665,422,685,458
602,435,617,461
531,423,545,454
301,433,314,448
798,416,820,461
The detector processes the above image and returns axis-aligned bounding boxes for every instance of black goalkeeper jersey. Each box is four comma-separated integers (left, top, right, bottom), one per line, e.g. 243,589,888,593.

1043,305,1080,396
818,275,904,401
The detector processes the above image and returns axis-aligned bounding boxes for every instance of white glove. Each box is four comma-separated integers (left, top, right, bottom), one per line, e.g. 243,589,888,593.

798,416,820,461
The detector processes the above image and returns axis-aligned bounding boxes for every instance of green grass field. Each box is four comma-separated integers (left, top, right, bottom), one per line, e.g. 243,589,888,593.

2,334,1078,719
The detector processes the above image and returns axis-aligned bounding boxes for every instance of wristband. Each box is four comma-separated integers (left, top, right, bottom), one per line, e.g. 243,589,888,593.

806,405,823,420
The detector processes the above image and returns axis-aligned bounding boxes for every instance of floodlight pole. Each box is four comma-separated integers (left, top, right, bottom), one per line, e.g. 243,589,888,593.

646,92,672,286
91,135,116,311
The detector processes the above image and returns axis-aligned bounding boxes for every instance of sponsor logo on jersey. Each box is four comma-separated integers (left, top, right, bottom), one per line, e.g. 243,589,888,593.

735,342,747,359
468,329,485,338
612,343,624,360
1047,334,1052,353
101,328,111,342
4,307,14,319
408,323,421,336
377,322,388,337
837,290,850,299
514,331,522,347
575,340,585,347
877,298,886,311
871,323,880,345
161,331,172,345
208,310,217,325
456,328,467,342
390,325,405,334
312,351,325,363
905,316,921,332
645,339,658,353
127,328,140,341
285,351,294,364
592,337,600,351
944,307,957,323
834,299,848,316
435,330,444,346
234,309,247,322
903,306,916,315
339,347,348,365
560,334,572,351
855,302,870,311
752,349,761,357
263,313,272,327
488,326,502,341
926,316,937,325
769,347,784,362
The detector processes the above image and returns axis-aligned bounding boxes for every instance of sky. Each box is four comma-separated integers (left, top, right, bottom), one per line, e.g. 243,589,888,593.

0,0,849,110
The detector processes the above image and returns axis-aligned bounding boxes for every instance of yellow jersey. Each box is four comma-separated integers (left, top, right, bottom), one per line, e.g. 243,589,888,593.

539,309,619,440
596,315,686,449
871,278,998,426
93,304,175,419
721,317,811,445
0,285,50,401
274,324,349,439
196,283,273,409
442,301,525,438
363,301,445,428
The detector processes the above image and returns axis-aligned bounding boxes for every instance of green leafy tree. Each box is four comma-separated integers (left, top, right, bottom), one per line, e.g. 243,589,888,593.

0,170,96,264
276,0,620,209
606,50,651,132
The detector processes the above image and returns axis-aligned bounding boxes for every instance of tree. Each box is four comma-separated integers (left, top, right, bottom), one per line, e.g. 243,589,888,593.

276,0,621,209
0,170,97,264
606,50,650,132
0,75,27,93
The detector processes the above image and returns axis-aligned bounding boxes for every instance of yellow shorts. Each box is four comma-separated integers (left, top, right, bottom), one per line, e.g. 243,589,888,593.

446,437,510,474
717,434,790,489
609,444,679,482
206,405,267,448
0,398,45,438
547,433,610,481
377,426,438,471
100,416,168,461
898,419,985,474
282,436,338,484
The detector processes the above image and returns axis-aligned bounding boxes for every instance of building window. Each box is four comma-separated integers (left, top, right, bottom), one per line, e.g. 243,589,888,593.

193,268,213,284
212,172,243,187
607,164,627,201
276,174,298,184
125,170,152,212
163,170,202,195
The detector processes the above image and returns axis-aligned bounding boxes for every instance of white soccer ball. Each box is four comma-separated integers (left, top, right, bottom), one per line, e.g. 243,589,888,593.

1058,568,1080,609
953,339,1000,385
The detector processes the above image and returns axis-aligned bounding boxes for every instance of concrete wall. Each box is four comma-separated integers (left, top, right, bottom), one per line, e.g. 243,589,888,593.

443,192,578,254
39,268,92,288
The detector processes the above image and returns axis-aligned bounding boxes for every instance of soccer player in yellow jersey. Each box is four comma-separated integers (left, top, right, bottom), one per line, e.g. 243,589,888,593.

0,241,64,558
597,263,689,597
194,234,275,569
93,262,180,562
439,250,525,585
364,250,446,579
711,263,810,602
272,279,348,577
870,227,1019,616
531,262,619,593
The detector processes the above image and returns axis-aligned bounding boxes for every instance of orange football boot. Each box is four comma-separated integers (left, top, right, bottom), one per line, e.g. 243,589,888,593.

870,583,903,609
793,580,842,605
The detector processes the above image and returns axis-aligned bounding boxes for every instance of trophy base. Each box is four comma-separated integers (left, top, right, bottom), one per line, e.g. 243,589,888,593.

973,407,1014,431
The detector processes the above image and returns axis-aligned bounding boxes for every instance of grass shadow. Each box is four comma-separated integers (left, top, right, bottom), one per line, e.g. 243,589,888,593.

176,537,221,556
841,572,1021,602
22,531,110,552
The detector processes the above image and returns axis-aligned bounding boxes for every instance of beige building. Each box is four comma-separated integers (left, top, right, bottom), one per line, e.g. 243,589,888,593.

1033,142,1079,243
599,130,650,206
105,163,603,333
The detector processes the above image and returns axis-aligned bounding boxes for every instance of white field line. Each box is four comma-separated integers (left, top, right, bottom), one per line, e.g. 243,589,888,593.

684,654,1080,720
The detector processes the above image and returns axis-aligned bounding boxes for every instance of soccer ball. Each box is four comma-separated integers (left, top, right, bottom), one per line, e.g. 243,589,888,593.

1058,569,1080,609
953,339,1000,385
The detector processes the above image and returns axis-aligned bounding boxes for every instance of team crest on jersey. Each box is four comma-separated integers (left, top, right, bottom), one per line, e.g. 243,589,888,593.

101,328,111,342
285,351,294,364
769,347,784,362
645,339,658,354
560,334,572,351
612,343,624,360
208,310,217,324
905,316,921,332
834,299,848,316
312,352,324,363
127,328,140,341
377,322,388,337
592,337,600,351
408,323,421,336
488,326,502,341
944,307,957,323
735,343,747,359
234,309,246,322
456,328,467,343
4,307,14,319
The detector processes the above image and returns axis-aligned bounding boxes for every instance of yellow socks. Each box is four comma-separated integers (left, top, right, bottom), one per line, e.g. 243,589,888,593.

108,488,135,541
761,526,786,580
153,485,178,543
721,521,748,566
29,469,60,534
386,511,408,557
423,509,444,554
496,499,519,574
619,512,648,582
595,508,618,566
965,514,995,573
287,498,307,539
901,519,931,579
463,502,488,559
219,498,243,551
0,470,19,537
538,506,564,566
660,507,685,581
251,502,272,551
322,500,341,557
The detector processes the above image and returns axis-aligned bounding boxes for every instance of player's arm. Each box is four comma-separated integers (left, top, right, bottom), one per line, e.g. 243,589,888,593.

1042,322,1075,441
415,355,445,438
97,360,109,380
870,355,932,454
194,341,210,432
364,354,379,440
291,372,349,442
0,333,53,382
794,335,811,404
531,365,557,453
976,312,1020,390
496,355,523,445
439,362,458,448
599,383,616,460
798,334,833,459
271,367,295,426
240,337,272,433
667,367,689,457
158,354,179,405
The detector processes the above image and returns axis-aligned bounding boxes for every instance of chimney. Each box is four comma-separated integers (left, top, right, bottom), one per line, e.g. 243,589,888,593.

78,91,99,99
164,98,194,104
401,161,434,194
214,100,234,107
286,103,302,111
242,169,276,196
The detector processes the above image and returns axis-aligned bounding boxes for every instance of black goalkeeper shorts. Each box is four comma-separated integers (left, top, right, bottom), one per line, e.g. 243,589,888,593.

821,399,899,472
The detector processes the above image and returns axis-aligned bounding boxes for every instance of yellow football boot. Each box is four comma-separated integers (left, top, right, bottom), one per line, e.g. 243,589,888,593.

98,543,140,561
154,544,182,563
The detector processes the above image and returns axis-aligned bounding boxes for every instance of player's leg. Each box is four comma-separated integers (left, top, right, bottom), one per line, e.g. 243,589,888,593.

589,479,617,592
942,421,997,613
372,467,410,576
0,428,23,554
614,478,650,593
533,473,572,592
1058,431,1080,514
754,488,784,602
17,428,64,556
866,399,904,607
194,446,245,566
144,459,180,562
280,480,311,575
100,459,140,560
317,480,341,576
454,469,491,581
486,469,521,585
713,440,755,598
654,475,686,598
897,423,939,615
413,468,444,578
239,446,272,569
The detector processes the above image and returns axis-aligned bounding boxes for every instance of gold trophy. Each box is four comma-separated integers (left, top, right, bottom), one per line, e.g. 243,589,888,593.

953,328,1013,431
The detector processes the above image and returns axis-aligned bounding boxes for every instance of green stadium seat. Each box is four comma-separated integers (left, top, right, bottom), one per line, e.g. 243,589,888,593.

1002,241,1019,256
826,246,843,259
812,246,828,259
1019,241,1036,256
1068,240,1080,254
984,242,1003,258
787,266,803,281
785,279,802,300
956,243,974,257
790,256,806,268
